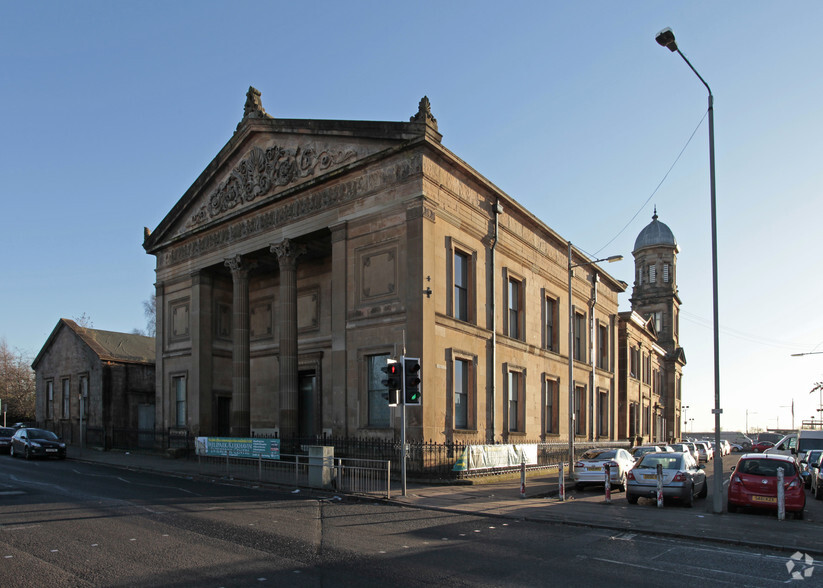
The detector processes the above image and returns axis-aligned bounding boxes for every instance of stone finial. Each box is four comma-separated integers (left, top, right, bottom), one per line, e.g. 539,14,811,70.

243,86,268,119
143,226,151,241
410,96,438,130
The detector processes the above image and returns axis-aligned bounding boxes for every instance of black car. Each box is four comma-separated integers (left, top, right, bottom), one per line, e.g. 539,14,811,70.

10,428,66,460
0,427,15,453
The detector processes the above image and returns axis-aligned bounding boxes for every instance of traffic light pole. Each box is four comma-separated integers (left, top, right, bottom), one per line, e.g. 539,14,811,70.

401,386,407,497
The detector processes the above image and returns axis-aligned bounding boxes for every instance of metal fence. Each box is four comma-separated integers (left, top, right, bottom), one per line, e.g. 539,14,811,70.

195,453,392,498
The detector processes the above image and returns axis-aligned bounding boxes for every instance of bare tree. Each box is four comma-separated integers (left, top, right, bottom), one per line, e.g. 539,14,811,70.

73,312,93,328
0,338,35,423
143,294,156,337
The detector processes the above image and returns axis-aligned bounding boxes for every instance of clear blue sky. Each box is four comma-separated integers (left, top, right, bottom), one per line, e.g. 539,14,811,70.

2,1,822,434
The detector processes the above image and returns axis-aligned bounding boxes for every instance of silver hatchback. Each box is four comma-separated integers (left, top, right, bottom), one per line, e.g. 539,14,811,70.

626,451,707,507
572,448,635,491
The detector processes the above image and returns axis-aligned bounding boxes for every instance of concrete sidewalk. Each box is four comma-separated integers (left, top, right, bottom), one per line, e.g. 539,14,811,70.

66,447,823,557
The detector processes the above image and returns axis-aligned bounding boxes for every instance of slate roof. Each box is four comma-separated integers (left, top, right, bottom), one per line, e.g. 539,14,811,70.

32,319,155,369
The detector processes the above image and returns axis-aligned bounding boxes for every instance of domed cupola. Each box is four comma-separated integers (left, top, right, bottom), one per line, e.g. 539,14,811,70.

630,208,681,351
633,208,677,254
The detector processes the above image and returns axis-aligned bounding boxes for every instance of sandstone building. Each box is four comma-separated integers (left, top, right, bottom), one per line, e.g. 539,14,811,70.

32,318,155,447
618,211,686,443
142,88,629,446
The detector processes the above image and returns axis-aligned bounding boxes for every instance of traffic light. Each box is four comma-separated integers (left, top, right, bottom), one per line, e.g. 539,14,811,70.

381,359,402,406
403,357,421,405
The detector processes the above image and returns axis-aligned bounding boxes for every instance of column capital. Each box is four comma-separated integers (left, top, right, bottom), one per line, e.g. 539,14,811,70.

224,254,256,277
270,239,306,271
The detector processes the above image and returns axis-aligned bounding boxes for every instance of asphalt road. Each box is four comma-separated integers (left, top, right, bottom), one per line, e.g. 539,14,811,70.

0,454,819,587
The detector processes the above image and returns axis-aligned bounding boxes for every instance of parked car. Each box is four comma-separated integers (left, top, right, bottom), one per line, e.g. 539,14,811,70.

655,444,675,452
572,448,635,491
811,454,823,500
800,449,823,489
0,426,17,454
631,445,663,459
752,441,774,453
764,432,798,458
720,440,731,456
670,443,699,462
729,443,745,452
626,451,707,507
9,428,67,460
695,442,713,462
727,453,805,519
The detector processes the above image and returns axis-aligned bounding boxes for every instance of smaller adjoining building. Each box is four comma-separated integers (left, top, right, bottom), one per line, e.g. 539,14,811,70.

32,319,156,448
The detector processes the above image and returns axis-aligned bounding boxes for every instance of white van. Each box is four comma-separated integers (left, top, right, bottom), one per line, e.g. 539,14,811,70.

796,429,823,461
764,432,797,458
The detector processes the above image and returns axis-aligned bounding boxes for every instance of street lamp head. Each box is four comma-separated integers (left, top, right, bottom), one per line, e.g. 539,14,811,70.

655,28,678,52
606,255,623,263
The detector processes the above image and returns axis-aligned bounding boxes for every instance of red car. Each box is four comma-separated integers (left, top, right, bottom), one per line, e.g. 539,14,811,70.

727,453,805,519
752,441,774,453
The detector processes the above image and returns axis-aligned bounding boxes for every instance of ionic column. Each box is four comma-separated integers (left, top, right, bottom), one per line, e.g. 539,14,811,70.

225,254,252,437
270,239,305,439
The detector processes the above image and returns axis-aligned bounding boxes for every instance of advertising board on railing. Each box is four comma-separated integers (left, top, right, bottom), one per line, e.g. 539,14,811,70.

195,437,280,459
452,444,537,472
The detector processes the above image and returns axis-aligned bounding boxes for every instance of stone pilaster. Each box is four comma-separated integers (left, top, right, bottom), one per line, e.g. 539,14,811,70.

225,254,251,437
270,239,305,439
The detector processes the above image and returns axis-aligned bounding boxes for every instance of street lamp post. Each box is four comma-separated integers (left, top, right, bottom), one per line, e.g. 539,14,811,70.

745,409,757,435
682,405,689,437
656,27,723,515
567,242,622,474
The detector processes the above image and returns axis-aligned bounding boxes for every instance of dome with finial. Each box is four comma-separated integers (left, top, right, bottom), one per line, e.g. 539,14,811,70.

633,207,677,253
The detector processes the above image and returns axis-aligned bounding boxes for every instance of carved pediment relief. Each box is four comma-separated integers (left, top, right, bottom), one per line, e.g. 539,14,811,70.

186,142,357,232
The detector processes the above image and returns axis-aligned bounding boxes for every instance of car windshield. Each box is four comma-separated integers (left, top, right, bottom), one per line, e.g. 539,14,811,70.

636,454,684,469
27,429,58,441
805,450,822,464
757,433,783,444
738,459,796,476
798,438,823,452
581,449,616,460
671,444,687,451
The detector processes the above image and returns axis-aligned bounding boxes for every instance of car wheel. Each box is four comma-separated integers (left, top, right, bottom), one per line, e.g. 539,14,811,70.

815,483,822,501
626,494,638,504
727,502,738,513
24,446,31,460
685,485,694,508
9,445,14,458
698,480,708,498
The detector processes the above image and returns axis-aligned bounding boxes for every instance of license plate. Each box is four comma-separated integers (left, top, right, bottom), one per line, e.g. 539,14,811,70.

45,449,57,453
642,474,658,480
751,495,777,504
588,466,602,471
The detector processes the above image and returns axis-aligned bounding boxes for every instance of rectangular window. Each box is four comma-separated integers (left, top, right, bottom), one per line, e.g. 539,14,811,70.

508,278,522,339
544,295,558,351
663,263,670,283
367,354,391,428
653,311,662,335
454,251,469,322
629,402,638,437
573,312,586,361
597,324,608,370
643,401,650,436
79,375,89,418
649,264,656,283
630,346,638,378
575,385,586,436
508,371,521,432
62,378,70,419
46,380,54,420
545,378,558,434
173,375,187,428
454,358,469,430
598,390,609,437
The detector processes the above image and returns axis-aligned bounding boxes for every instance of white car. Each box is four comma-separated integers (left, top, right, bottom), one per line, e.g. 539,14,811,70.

573,448,635,492
695,442,713,462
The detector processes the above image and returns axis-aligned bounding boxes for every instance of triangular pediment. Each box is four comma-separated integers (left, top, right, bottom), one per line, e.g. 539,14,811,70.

144,91,441,253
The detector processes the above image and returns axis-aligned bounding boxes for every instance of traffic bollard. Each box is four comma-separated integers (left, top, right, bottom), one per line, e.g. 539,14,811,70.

656,463,664,508
559,462,565,501
777,466,785,521
520,459,526,499
604,463,612,504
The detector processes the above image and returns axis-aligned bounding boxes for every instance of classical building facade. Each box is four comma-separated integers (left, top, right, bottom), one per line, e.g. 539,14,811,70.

32,318,156,447
143,88,626,445
618,211,686,443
